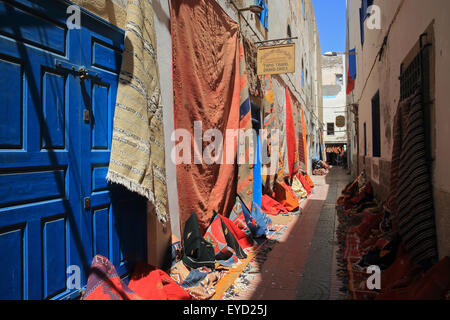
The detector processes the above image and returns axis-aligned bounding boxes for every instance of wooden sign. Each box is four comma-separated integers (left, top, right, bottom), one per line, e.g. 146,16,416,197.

336,115,346,128
257,44,295,75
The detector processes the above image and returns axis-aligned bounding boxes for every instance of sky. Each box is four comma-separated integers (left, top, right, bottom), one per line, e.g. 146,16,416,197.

312,0,347,54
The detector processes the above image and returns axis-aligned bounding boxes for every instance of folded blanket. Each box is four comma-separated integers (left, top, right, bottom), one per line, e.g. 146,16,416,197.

376,257,450,300
204,212,247,267
182,213,216,269
305,173,315,189
297,173,312,195
261,194,289,215
291,176,308,199
170,261,223,300
238,196,272,238
229,198,252,237
273,182,300,211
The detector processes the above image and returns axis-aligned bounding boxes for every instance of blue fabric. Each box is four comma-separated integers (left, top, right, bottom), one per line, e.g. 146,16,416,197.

181,269,208,289
240,98,251,119
256,0,269,30
253,133,262,208
349,48,357,80
239,198,271,238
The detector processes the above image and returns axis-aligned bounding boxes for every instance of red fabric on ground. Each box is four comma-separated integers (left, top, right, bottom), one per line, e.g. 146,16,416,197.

354,209,384,239
305,173,314,189
128,263,192,300
171,0,240,234
83,255,191,300
220,215,254,249
377,257,450,300
379,244,418,291
261,194,289,215
83,255,141,300
273,182,300,212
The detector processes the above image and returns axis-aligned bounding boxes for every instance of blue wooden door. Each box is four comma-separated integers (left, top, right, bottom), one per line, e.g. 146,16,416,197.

0,0,146,300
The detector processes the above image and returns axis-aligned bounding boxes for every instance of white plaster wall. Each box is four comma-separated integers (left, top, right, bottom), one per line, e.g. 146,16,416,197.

215,0,322,176
153,0,181,239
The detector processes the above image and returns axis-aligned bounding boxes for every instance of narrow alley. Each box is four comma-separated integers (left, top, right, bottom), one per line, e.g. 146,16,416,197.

211,167,351,300
0,0,449,305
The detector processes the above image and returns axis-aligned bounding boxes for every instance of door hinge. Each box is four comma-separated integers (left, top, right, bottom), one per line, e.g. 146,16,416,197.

84,197,91,210
83,109,90,123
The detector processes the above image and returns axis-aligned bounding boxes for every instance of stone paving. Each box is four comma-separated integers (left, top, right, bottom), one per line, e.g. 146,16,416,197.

237,167,351,300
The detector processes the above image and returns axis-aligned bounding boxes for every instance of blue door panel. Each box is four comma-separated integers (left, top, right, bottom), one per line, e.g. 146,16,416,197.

42,215,67,299
0,0,147,300
41,70,66,149
0,226,24,300
0,169,66,207
0,0,66,55
0,56,22,148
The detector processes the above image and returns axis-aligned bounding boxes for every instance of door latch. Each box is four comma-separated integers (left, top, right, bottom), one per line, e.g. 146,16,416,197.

54,59,100,81
84,197,91,210
83,109,90,123
78,68,89,81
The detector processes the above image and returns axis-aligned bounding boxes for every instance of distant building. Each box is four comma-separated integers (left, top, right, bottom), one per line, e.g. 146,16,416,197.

322,54,347,166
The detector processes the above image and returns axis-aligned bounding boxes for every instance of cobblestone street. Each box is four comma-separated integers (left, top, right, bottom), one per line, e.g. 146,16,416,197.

233,167,351,300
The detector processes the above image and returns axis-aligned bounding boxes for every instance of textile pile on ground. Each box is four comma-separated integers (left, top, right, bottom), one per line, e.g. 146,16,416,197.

85,0,322,301
82,175,313,300
312,157,329,176
335,171,450,300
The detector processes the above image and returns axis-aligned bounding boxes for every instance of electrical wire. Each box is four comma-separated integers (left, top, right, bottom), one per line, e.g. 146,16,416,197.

354,0,407,105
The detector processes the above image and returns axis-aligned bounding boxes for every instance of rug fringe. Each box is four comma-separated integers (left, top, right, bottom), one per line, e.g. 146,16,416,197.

106,170,168,224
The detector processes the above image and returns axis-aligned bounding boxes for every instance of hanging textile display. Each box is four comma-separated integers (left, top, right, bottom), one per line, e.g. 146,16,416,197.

285,87,297,179
346,48,357,95
253,123,263,208
272,77,288,183
251,101,263,209
301,106,308,172
261,75,278,192
390,90,438,266
296,103,306,170
236,38,255,212
170,0,240,233
107,0,169,223
290,94,304,174
243,36,265,98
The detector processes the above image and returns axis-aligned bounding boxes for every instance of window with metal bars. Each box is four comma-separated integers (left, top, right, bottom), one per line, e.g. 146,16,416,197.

400,52,423,101
372,91,381,157
399,32,433,164
327,123,335,136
